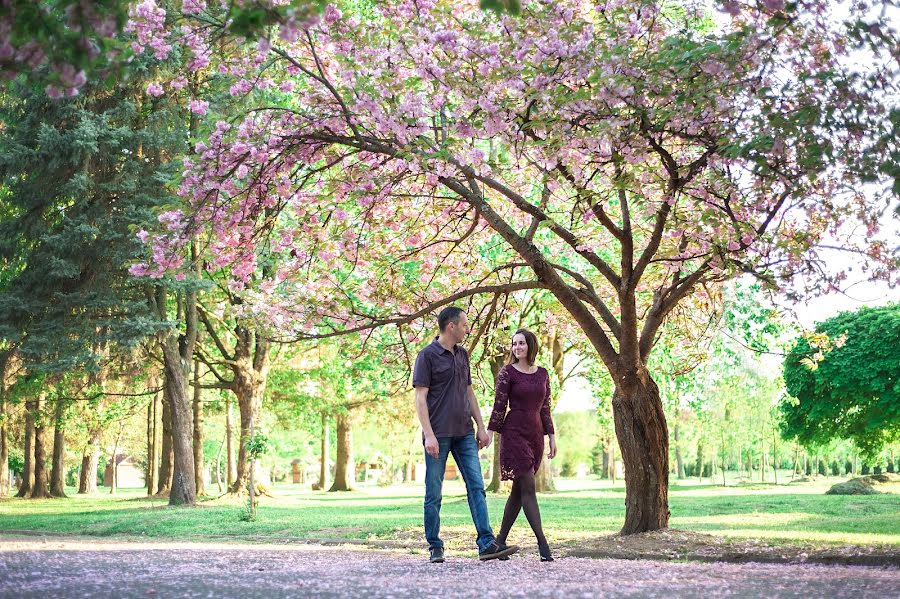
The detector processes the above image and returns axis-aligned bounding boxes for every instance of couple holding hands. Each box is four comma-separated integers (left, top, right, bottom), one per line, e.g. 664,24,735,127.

413,306,557,563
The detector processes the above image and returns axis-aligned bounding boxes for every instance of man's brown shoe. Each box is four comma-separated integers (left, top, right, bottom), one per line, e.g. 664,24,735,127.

478,541,519,561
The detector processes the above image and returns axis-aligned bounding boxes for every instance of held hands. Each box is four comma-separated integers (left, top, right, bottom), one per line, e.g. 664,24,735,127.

424,433,440,458
477,426,492,450
547,436,557,460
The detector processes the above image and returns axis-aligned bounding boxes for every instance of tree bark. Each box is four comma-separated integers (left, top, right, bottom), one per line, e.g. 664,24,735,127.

15,400,35,497
329,411,353,492
695,438,704,481
0,352,9,498
192,359,205,497
157,389,173,495
146,389,159,495
78,432,101,494
50,399,68,498
313,413,330,490
109,426,122,495
601,435,611,479
486,432,503,492
228,326,270,495
673,419,685,480
226,394,236,487
485,355,507,493
535,330,563,494
31,393,51,499
161,334,196,506
612,372,669,534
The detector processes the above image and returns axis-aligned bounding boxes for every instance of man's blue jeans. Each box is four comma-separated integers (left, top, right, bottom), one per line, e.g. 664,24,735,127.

424,432,495,553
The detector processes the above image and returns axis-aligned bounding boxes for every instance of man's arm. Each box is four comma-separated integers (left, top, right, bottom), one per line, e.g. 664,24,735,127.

467,384,491,449
415,386,440,458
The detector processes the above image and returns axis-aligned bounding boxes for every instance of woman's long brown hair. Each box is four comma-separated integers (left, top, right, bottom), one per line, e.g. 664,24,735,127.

505,329,539,366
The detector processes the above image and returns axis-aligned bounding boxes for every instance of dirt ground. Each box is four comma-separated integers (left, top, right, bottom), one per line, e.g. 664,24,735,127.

1,535,898,598
562,529,900,567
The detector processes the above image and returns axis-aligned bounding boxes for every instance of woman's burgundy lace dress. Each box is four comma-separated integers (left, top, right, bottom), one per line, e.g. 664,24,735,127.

487,365,555,481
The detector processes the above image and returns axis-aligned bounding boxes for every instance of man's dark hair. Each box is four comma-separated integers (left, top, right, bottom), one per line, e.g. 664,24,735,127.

438,306,464,332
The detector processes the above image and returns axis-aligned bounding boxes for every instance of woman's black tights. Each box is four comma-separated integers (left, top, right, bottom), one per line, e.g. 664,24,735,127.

496,470,547,548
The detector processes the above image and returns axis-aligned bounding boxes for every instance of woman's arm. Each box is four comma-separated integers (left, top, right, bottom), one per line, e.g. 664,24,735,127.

487,365,511,433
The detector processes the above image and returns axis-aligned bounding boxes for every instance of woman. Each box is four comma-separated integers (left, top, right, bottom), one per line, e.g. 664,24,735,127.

487,329,557,561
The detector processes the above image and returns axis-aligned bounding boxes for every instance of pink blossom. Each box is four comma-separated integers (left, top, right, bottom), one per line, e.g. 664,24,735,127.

189,99,209,115
146,82,164,97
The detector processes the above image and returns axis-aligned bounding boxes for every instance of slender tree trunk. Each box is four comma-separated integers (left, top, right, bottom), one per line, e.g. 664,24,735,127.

695,438,704,482
535,456,554,493
192,360,205,497
609,437,616,483
49,399,67,498
0,395,7,498
601,436,611,480
157,390,173,495
674,420,685,480
0,352,9,498
215,435,225,493
612,372,669,534
329,411,353,492
314,413,330,490
535,331,564,494
16,400,35,497
146,390,159,495
486,355,508,493
31,394,51,499
772,429,778,484
161,335,196,506
486,432,503,492
226,394,236,487
109,426,122,495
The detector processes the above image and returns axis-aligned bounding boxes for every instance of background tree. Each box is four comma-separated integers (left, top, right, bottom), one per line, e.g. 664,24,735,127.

781,304,900,461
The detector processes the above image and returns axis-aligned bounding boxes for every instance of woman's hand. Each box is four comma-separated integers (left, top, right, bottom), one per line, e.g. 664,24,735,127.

547,435,557,459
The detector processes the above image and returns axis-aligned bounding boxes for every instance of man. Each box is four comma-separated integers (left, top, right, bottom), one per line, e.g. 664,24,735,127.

413,306,519,563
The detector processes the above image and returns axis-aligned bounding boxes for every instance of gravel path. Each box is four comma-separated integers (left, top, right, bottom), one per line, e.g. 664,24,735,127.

1,537,898,598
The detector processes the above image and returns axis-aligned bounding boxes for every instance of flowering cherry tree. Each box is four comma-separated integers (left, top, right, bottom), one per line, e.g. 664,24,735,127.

132,0,898,532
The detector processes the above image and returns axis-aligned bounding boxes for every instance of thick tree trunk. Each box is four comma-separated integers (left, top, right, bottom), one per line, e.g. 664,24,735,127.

673,420,685,480
15,400,35,497
313,413,330,490
228,327,270,495
31,394,51,499
192,360,205,497
157,391,173,495
612,373,669,534
229,382,262,494
50,399,68,498
329,411,353,492
78,431,101,494
161,336,196,506
225,394,236,487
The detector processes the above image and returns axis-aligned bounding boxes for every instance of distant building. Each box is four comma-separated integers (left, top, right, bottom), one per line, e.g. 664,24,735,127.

103,454,145,488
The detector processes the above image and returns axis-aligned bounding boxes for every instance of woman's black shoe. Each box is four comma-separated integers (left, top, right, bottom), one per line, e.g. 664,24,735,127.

538,543,554,562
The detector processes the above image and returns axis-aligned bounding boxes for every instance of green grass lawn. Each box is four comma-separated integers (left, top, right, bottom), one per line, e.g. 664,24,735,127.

1,477,897,549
